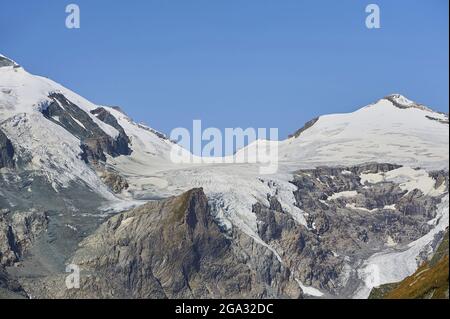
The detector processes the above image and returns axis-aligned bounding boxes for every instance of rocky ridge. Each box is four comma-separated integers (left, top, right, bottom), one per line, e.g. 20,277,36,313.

22,189,300,299
0,129,14,169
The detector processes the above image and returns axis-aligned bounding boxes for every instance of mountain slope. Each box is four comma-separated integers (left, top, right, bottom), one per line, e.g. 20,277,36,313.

370,230,449,299
0,54,173,202
1,54,449,299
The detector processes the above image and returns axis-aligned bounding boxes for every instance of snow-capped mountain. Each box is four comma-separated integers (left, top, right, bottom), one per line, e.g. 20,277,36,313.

1,54,448,299
239,94,449,171
0,54,177,202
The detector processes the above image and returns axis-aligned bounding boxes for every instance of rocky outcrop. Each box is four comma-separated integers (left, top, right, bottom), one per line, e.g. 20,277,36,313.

0,129,14,169
0,56,19,68
226,164,449,297
384,94,432,111
262,163,448,295
136,123,168,140
0,209,47,299
0,209,48,266
15,164,449,299
291,164,443,251
26,189,299,299
90,107,131,154
288,117,319,139
100,170,129,193
253,200,343,293
42,93,131,163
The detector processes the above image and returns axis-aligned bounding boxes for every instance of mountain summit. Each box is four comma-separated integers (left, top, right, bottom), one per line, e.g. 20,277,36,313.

382,93,436,112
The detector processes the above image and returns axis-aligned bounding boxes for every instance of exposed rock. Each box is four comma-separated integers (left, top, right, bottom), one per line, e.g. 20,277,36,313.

100,170,129,194
426,115,449,125
430,170,450,193
0,209,48,266
275,164,448,295
253,202,342,292
384,94,432,112
291,164,442,249
111,106,127,115
0,128,14,169
91,107,125,134
16,164,449,299
0,56,19,68
0,209,47,299
25,189,300,299
90,107,132,153
41,93,131,163
0,265,27,299
136,123,168,140
288,117,319,139
384,94,450,125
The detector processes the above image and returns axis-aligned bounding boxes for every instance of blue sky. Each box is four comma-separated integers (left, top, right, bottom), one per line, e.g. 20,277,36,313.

1,0,448,139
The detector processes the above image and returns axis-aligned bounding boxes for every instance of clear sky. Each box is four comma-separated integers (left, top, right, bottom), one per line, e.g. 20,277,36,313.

1,0,448,139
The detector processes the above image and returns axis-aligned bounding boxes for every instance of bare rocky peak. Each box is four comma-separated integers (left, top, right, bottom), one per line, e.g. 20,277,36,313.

0,129,15,169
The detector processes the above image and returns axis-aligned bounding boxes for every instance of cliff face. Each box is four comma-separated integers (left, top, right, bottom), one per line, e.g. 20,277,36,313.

0,209,48,299
0,129,14,169
0,209,48,267
26,189,299,299
17,164,449,299
42,93,131,164
1,54,449,299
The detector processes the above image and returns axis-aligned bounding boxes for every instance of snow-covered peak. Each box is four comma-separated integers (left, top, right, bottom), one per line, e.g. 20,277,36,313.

382,93,434,112
386,93,415,106
0,57,122,138
0,55,168,200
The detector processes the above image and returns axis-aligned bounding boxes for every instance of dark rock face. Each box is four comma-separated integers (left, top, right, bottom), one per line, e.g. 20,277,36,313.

425,115,449,125
383,95,449,124
291,164,444,248
383,94,425,110
253,200,343,293
280,164,448,294
91,107,125,134
100,170,129,194
370,230,449,299
90,107,132,154
0,209,47,299
28,189,299,299
0,209,48,266
2,160,446,299
42,93,131,163
248,164,448,296
0,56,19,68
0,129,14,169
